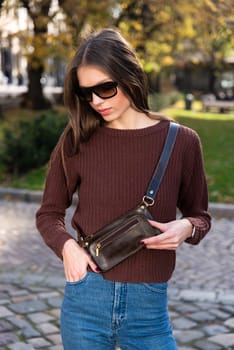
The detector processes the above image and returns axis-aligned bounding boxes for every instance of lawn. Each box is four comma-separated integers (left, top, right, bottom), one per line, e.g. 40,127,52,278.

8,166,47,191
163,105,234,204
0,104,234,204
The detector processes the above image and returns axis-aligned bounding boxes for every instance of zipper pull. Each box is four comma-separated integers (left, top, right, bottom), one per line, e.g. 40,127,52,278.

96,243,101,257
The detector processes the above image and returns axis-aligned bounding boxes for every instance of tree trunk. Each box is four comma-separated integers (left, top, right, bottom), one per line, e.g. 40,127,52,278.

20,0,52,110
208,66,216,94
22,65,51,110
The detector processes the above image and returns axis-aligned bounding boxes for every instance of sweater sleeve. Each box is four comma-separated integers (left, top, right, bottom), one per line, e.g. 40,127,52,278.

36,132,79,260
177,128,211,245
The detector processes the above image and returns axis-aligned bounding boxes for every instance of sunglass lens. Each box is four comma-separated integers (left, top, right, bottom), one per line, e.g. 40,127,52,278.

78,82,118,102
79,88,92,102
95,82,117,99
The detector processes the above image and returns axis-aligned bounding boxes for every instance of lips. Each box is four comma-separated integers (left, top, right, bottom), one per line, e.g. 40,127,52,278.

98,108,112,116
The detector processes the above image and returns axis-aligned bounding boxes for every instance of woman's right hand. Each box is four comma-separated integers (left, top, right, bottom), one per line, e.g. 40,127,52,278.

62,239,99,282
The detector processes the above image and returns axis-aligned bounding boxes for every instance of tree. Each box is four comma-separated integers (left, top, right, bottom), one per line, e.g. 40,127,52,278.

0,0,233,105
0,0,115,109
58,0,115,50
19,0,53,109
0,0,56,109
113,0,234,92
183,0,234,92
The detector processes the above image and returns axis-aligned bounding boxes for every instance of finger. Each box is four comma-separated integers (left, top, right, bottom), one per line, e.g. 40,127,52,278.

144,241,177,250
88,257,100,273
148,220,167,232
143,237,179,250
141,232,166,245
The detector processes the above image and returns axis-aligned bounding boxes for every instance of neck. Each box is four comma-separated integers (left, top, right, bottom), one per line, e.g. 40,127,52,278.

106,111,159,130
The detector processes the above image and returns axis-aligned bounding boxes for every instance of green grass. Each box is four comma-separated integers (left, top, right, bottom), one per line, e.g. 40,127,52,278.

8,166,47,191
163,106,234,203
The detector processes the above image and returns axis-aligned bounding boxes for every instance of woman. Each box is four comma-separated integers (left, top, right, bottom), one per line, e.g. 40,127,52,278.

36,28,211,349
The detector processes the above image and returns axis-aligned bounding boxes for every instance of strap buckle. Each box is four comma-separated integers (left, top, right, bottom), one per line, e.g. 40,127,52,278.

142,195,155,207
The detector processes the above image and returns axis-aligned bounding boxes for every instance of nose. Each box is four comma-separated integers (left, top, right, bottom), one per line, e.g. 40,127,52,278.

91,93,104,105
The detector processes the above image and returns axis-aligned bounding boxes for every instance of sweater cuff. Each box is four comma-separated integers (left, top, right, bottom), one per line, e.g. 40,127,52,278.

184,217,201,245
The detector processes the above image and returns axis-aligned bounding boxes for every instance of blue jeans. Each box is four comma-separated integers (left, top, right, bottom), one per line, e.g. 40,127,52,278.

61,272,177,350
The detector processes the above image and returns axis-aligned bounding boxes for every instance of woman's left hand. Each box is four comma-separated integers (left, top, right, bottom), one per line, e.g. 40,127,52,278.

141,219,193,250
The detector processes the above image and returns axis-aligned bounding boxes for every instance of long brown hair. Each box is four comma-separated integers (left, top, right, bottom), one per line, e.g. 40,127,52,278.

62,28,166,154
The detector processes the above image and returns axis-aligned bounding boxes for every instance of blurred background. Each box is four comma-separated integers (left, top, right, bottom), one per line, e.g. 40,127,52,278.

0,0,233,204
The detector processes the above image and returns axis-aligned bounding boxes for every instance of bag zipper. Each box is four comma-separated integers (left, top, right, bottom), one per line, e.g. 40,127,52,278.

93,218,139,257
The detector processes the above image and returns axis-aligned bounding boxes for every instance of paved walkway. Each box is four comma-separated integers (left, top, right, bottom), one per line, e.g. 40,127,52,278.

0,199,234,350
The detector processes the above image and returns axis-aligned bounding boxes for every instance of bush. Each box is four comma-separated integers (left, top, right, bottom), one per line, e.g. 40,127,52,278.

149,91,182,111
0,111,67,175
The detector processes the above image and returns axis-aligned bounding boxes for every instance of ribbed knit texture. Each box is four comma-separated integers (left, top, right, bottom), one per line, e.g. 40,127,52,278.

36,120,211,283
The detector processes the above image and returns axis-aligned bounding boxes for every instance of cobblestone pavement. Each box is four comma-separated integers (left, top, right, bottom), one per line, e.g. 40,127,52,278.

0,199,234,350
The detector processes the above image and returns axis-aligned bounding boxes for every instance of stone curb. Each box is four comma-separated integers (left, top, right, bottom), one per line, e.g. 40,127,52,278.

0,187,233,219
208,202,234,220
0,187,42,204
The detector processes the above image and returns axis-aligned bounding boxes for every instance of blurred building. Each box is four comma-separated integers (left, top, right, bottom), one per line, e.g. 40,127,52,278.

0,0,65,87
0,5,29,85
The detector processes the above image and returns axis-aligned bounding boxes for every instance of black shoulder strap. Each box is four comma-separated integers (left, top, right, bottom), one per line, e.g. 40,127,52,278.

143,122,179,206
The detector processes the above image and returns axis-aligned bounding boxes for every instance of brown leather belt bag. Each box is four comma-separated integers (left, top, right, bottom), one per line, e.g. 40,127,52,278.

79,122,179,272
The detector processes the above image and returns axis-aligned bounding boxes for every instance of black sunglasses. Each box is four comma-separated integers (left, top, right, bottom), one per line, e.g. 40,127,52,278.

77,81,118,102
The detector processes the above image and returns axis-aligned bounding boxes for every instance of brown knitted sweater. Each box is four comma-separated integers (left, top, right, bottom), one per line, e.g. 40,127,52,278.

36,120,211,282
